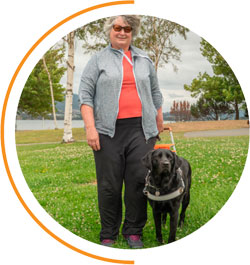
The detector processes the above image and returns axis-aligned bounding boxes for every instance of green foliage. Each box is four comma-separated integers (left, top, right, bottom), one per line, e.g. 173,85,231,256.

200,39,244,119
201,38,237,79
18,45,66,118
190,96,230,120
184,39,245,120
16,133,248,248
184,73,234,120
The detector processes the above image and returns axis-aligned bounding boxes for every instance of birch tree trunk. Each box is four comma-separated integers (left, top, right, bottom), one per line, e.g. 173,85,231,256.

42,55,58,129
62,31,75,143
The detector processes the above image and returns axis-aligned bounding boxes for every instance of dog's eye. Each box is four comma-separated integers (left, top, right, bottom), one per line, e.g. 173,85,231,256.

152,159,158,165
166,154,172,160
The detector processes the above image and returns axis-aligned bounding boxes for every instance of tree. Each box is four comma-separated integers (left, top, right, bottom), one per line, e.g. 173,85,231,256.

190,96,233,120
134,16,189,72
200,38,245,119
62,31,75,143
77,16,189,72
18,45,66,119
76,18,108,53
42,55,58,129
184,72,234,120
170,100,191,121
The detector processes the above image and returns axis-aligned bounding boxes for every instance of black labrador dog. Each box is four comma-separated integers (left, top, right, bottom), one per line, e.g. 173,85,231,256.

142,148,191,244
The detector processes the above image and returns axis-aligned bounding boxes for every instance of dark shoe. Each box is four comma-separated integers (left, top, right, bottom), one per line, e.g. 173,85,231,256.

101,239,115,247
125,235,143,249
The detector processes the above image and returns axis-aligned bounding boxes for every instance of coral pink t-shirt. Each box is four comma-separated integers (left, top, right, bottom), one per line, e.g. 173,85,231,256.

117,50,142,119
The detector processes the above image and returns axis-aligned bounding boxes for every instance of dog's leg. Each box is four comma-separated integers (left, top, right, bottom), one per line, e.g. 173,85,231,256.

153,210,163,244
168,211,179,243
162,213,167,227
179,191,190,227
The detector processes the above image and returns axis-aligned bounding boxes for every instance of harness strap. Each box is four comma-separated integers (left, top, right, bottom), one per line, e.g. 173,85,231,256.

143,168,185,201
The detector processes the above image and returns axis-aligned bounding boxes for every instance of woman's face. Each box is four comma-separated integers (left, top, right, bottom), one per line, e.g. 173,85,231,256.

109,16,132,52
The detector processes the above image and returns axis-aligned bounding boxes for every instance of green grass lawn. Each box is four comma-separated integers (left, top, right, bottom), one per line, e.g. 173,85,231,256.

16,132,249,248
15,127,86,144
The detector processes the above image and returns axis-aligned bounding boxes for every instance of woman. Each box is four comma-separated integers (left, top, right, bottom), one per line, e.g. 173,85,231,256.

78,15,164,248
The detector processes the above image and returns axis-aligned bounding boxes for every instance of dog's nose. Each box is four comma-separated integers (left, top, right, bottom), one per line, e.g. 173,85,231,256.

162,160,169,165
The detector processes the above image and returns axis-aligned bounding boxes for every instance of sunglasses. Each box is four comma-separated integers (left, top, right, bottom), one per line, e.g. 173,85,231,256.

112,24,132,33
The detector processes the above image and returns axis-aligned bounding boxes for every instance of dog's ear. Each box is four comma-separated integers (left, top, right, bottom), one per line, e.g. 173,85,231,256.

141,150,155,171
174,152,182,170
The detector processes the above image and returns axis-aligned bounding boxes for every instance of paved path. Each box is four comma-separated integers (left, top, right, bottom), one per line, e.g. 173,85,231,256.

184,128,249,138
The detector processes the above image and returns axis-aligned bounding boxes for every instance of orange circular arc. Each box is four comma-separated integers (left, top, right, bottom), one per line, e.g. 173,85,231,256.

1,1,134,264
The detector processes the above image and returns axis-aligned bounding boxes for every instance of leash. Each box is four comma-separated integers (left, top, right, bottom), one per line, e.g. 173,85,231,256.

143,168,185,201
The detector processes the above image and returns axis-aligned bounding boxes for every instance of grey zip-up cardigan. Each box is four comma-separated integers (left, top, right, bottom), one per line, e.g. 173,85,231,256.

78,44,163,140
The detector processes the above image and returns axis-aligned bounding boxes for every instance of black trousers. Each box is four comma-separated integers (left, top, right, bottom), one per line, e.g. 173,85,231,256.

93,118,157,241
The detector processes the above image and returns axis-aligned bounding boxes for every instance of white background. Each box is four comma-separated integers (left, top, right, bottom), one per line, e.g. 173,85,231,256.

0,0,249,264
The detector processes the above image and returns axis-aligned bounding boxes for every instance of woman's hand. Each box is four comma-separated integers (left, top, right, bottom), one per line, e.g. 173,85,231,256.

86,126,100,151
81,104,101,151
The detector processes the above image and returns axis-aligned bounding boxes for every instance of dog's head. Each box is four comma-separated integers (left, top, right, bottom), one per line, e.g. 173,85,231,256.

142,149,182,186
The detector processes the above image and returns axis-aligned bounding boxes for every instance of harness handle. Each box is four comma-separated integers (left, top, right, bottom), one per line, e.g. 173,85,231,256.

155,127,176,152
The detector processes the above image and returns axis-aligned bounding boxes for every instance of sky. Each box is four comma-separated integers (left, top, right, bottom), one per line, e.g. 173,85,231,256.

61,27,214,112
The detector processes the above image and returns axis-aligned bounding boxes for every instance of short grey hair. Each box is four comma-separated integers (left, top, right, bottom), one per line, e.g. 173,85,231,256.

104,15,141,40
